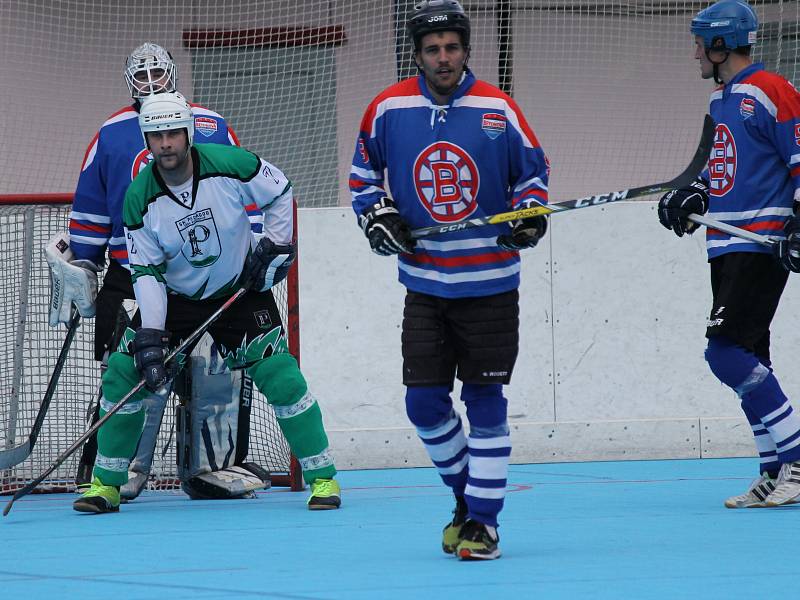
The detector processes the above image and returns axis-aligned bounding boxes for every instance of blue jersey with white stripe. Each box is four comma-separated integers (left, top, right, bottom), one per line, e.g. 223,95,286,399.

705,63,800,258
350,70,549,298
69,103,245,267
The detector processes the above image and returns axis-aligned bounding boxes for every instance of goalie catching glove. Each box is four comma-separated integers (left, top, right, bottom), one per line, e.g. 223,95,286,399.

774,214,800,273
359,197,416,255
44,231,101,327
658,178,710,237
243,237,296,292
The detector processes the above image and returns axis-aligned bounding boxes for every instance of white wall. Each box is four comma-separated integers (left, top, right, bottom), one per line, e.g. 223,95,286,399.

298,206,798,468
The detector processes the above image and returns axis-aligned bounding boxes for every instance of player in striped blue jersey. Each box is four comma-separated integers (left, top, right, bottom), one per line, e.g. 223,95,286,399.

350,0,549,560
658,0,800,507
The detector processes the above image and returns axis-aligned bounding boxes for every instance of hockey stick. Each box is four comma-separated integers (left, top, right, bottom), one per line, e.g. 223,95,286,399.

410,114,715,240
0,308,81,470
3,287,248,517
687,213,778,248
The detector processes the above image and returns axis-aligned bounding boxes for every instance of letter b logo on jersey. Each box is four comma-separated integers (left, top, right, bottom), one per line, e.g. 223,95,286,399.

708,124,736,196
413,142,479,223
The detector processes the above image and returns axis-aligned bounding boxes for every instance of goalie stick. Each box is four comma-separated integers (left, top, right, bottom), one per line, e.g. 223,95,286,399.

411,114,715,240
0,308,81,470
3,287,248,517
687,213,777,248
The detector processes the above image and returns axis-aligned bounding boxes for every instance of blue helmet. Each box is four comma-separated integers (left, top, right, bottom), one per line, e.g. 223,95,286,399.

691,1,758,51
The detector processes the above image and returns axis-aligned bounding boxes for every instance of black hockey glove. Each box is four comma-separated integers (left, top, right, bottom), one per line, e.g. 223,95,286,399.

774,215,800,273
657,178,709,237
243,237,297,292
497,215,548,250
358,197,416,256
133,328,172,393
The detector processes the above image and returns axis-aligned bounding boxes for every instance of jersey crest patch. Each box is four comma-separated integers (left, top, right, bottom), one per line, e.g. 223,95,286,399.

709,124,736,196
131,148,153,180
739,98,755,120
194,117,218,138
795,124,800,146
481,113,506,139
176,209,221,267
413,141,479,223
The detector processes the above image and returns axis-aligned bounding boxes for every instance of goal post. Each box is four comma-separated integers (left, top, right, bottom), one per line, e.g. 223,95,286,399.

0,194,302,495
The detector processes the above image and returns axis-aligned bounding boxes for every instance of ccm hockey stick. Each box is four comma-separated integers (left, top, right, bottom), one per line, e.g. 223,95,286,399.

3,287,248,517
687,213,778,248
0,309,81,470
411,114,715,240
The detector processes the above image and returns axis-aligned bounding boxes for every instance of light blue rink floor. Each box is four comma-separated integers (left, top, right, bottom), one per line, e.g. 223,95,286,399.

1,457,797,600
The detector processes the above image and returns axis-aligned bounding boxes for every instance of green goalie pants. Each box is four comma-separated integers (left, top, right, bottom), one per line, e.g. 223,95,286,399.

94,351,336,487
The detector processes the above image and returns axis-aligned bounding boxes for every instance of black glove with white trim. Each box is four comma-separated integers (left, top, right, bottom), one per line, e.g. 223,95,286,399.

358,197,416,256
243,237,297,291
774,214,800,273
497,215,548,250
133,328,172,393
657,178,709,237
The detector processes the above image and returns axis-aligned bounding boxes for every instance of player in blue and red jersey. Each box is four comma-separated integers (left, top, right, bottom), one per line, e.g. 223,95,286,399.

52,43,270,502
350,0,549,560
658,0,800,508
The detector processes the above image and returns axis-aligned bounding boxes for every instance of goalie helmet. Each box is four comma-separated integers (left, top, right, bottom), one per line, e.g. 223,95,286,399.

407,0,471,51
125,42,178,98
138,92,194,146
691,0,758,51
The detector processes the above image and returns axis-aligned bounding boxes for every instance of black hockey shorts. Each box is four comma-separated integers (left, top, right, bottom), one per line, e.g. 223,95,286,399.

706,252,789,361
401,289,520,386
94,260,135,361
124,289,286,367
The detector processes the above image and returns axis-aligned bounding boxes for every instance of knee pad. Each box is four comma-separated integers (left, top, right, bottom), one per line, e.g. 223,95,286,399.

247,353,307,407
461,383,508,434
102,351,150,405
705,336,768,396
405,386,453,428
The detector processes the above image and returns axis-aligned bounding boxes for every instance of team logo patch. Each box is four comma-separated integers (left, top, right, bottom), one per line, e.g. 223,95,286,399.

413,142,479,223
481,113,506,139
739,98,755,120
708,124,736,196
253,310,273,330
130,148,153,180
194,117,218,138
795,124,800,146
176,208,221,267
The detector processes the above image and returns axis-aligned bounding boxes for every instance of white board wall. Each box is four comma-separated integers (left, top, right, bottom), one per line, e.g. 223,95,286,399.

297,206,799,469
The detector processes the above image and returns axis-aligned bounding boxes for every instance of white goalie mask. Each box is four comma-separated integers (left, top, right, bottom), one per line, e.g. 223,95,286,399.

125,42,177,98
138,92,194,147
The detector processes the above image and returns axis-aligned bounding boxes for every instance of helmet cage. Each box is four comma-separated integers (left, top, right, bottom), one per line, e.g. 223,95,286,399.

138,92,194,148
125,43,178,98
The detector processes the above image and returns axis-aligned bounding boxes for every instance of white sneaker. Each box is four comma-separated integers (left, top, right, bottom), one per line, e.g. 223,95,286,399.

765,461,800,507
724,474,776,508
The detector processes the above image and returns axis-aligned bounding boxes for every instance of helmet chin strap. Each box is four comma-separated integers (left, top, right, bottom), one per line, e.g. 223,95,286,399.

706,40,730,85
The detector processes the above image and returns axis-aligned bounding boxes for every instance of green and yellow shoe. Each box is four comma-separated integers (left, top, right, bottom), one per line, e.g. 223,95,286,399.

307,478,341,510
456,520,501,560
73,477,121,514
442,496,468,554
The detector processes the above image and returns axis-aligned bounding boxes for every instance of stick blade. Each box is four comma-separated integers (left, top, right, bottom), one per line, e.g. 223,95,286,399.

0,441,33,470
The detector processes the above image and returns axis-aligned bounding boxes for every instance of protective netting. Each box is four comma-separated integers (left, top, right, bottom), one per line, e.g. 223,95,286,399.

0,201,296,494
1,1,799,206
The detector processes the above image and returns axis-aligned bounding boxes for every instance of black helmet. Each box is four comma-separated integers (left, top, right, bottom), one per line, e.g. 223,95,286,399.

407,0,471,51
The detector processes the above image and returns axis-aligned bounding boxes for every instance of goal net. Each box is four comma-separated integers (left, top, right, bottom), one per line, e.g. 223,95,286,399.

0,197,301,494
1,0,800,492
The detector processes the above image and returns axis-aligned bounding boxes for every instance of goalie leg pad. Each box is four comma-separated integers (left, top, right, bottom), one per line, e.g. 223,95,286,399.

248,353,336,483
182,463,271,500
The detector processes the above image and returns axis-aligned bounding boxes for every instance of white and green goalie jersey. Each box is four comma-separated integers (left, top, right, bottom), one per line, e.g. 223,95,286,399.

123,143,292,329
